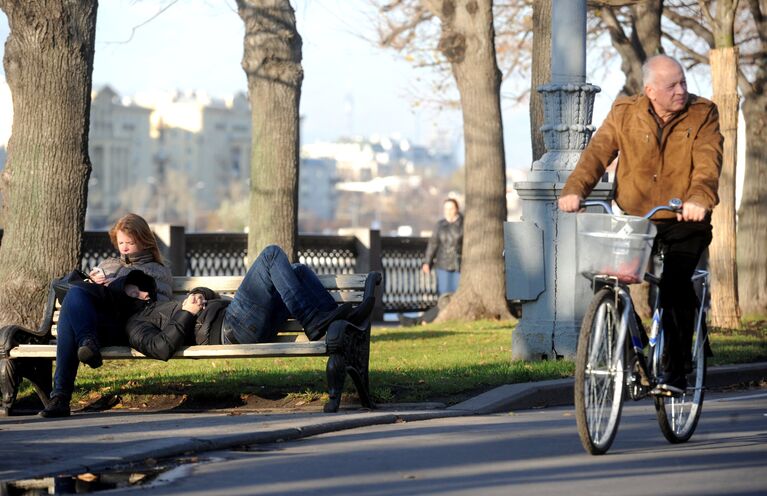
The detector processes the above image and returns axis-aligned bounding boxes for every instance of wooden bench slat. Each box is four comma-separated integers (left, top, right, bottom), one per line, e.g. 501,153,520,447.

172,276,244,293
316,274,369,290
10,342,329,359
51,323,308,337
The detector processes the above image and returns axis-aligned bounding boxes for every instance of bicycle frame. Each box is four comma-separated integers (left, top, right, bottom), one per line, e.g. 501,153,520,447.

580,198,689,396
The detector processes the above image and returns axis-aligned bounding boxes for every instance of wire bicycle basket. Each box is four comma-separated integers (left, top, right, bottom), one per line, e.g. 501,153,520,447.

576,213,657,284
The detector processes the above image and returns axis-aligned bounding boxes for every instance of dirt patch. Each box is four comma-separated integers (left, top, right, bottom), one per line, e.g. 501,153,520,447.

74,392,340,414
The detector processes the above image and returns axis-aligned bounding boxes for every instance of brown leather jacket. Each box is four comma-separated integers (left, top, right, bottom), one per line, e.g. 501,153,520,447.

562,94,723,220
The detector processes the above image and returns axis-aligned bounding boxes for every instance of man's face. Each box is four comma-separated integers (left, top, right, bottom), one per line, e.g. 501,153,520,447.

645,60,688,117
125,284,150,301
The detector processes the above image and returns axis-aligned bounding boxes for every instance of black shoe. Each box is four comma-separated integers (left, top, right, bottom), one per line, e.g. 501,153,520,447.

348,297,375,326
305,303,353,341
77,339,103,369
39,395,71,418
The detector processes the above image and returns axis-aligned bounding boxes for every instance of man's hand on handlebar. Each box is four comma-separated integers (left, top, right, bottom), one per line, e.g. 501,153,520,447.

679,201,707,222
558,194,583,213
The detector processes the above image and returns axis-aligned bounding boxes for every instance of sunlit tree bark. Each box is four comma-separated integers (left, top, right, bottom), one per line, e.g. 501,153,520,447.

706,0,741,329
422,0,511,321
237,0,302,261
0,0,96,327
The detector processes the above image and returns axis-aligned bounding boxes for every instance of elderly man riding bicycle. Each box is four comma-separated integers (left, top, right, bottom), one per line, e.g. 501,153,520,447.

558,54,723,395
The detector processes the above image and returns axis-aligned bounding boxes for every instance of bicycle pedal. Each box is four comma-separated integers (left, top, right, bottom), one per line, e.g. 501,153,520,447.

649,386,674,397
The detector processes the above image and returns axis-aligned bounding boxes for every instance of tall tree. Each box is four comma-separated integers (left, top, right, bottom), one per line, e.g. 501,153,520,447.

664,0,766,316
705,0,742,328
0,0,97,328
237,0,303,261
736,1,767,315
425,0,510,321
592,0,664,96
375,0,513,320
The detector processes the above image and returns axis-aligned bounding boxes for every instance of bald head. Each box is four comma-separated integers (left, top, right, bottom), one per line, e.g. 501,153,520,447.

642,55,684,87
642,55,688,121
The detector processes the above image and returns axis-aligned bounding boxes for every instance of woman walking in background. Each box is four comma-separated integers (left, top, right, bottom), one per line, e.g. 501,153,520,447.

422,198,463,295
400,198,463,327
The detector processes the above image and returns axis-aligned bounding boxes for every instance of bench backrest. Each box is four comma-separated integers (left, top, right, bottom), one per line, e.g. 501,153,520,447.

43,272,380,339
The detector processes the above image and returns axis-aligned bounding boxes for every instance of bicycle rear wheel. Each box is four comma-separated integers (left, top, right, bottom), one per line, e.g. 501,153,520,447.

654,308,707,443
575,287,626,455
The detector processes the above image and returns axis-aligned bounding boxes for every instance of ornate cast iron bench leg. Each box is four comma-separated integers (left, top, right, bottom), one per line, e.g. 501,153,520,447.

1,325,53,415
323,319,373,413
324,320,348,413
344,322,373,409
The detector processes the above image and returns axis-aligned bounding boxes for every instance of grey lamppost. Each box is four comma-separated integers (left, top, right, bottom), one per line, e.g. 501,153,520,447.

504,0,612,360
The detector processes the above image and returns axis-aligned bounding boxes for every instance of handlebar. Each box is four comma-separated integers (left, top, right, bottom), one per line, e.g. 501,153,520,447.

578,198,682,220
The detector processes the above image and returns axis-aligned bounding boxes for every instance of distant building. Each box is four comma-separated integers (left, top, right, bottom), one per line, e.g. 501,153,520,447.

87,85,153,229
301,135,457,182
300,134,458,231
299,158,338,226
302,139,380,182
199,93,252,193
135,89,252,213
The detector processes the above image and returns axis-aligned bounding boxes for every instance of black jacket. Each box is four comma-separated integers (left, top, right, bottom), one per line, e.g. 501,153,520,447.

423,214,463,272
66,270,157,346
126,289,230,360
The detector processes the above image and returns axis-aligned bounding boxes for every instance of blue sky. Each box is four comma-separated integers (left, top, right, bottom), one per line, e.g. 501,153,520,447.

2,0,632,170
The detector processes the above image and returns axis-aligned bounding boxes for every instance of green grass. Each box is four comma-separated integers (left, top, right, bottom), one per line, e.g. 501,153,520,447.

708,316,767,365
16,317,766,409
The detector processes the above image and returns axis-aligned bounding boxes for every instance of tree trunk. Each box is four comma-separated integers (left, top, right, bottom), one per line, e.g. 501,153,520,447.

0,1,96,328
426,0,511,321
530,0,551,161
708,34,741,327
601,0,663,96
738,92,767,316
237,0,303,262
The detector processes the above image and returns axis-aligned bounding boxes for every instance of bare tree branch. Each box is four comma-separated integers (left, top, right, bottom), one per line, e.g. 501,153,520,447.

664,5,716,47
662,32,709,65
738,66,756,95
696,0,716,28
747,0,766,45
102,0,180,44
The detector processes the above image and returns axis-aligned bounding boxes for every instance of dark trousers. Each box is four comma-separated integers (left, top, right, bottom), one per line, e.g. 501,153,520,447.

53,286,124,398
654,220,712,377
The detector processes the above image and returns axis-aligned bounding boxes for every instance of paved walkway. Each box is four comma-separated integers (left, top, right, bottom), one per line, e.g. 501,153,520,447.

1,362,765,482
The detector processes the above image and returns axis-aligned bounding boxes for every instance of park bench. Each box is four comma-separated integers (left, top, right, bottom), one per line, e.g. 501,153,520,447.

0,271,382,416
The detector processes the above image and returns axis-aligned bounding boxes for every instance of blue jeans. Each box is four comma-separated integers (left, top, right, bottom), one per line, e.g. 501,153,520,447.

222,245,337,344
52,286,122,398
435,268,460,295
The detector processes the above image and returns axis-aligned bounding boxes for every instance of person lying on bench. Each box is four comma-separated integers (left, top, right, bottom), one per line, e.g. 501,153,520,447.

126,244,374,361
40,245,373,418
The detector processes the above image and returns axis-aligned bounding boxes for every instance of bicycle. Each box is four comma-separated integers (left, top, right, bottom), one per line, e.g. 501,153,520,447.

572,198,709,455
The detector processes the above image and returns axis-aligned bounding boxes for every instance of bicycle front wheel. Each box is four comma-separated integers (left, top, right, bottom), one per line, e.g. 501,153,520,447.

654,309,707,443
575,287,626,455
